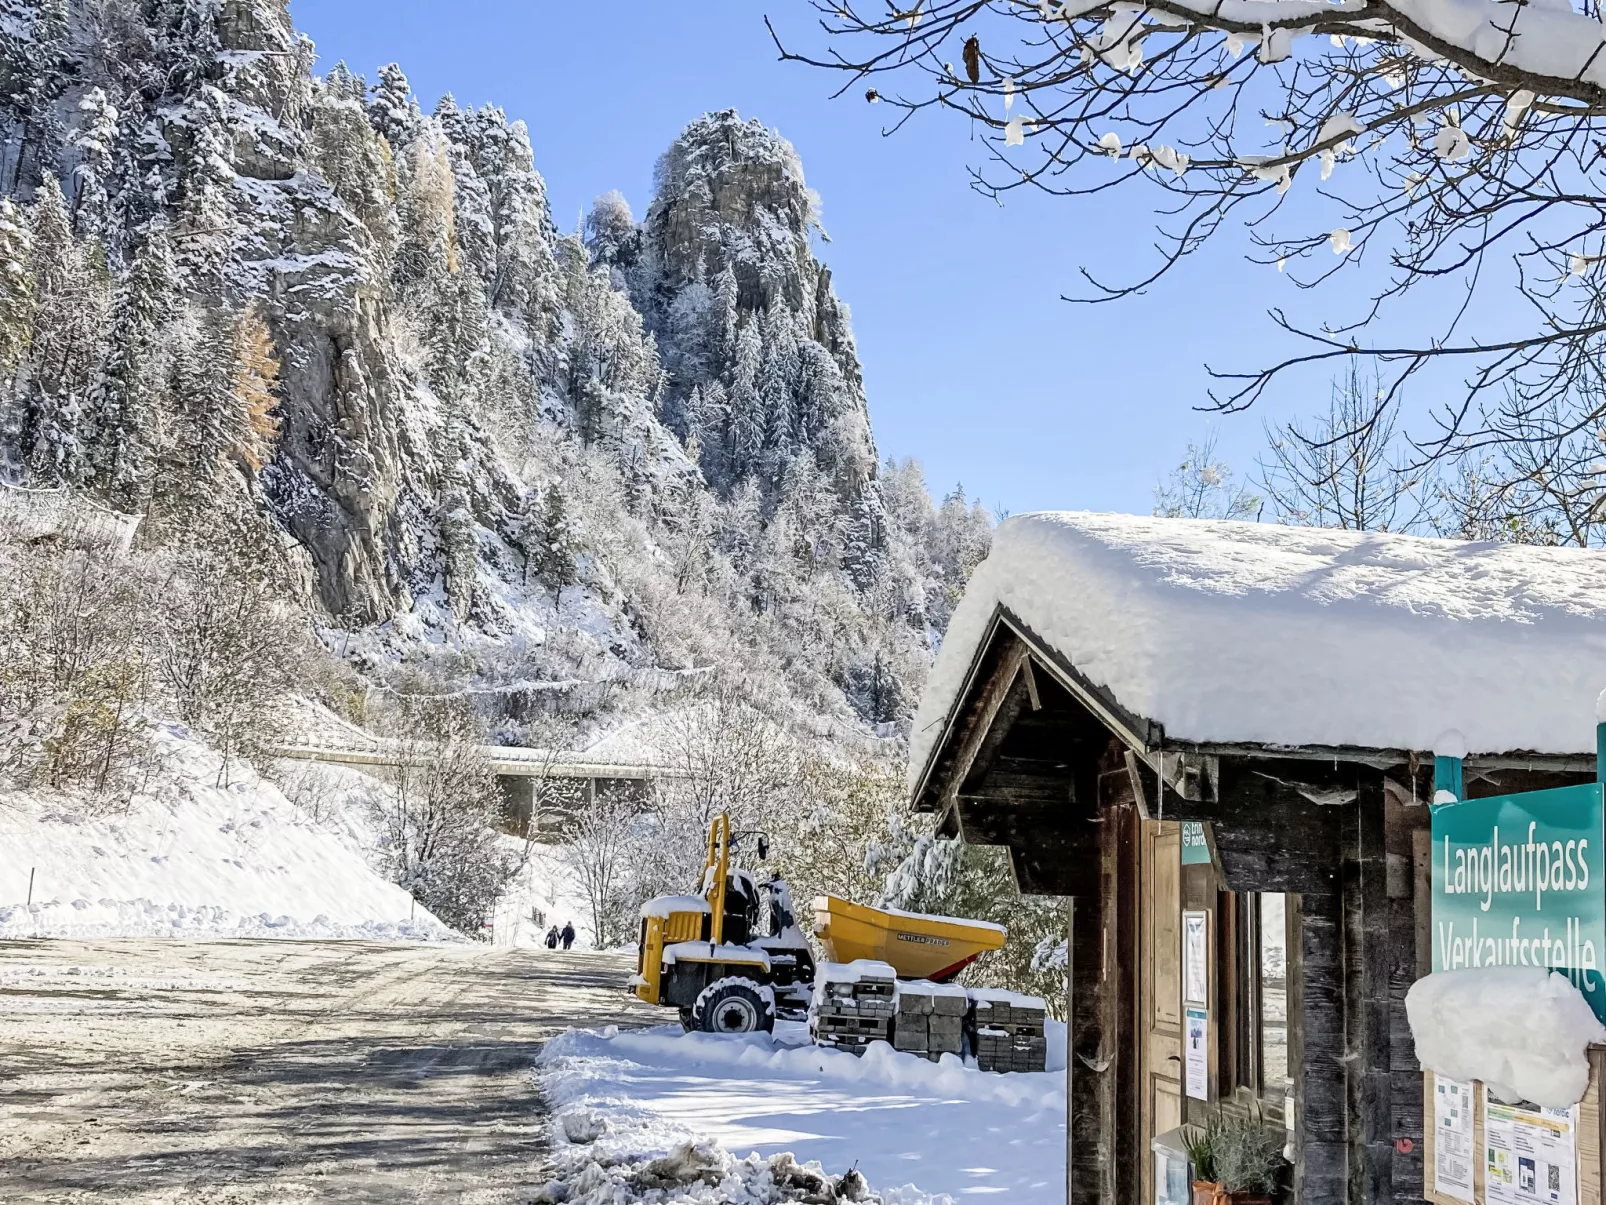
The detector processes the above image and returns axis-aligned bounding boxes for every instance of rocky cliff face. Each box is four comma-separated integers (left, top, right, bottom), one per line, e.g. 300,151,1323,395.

632,111,877,503
213,2,423,620
0,0,990,731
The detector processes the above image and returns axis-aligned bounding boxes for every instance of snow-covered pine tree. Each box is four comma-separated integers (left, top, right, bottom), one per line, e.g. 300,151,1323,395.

153,303,257,532
462,107,555,319
527,484,580,599
67,87,117,239
171,83,237,287
725,318,765,480
9,0,70,193
758,313,799,476
425,260,488,405
310,65,397,269
367,62,417,147
394,127,456,295
584,190,638,277
0,196,33,385
11,175,107,485
88,224,178,507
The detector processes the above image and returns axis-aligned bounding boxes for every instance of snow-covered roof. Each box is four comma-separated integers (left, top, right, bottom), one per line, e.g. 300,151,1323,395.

911,512,1606,781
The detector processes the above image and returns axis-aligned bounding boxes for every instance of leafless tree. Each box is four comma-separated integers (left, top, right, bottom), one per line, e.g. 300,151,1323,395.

1259,362,1430,529
1153,428,1262,518
372,704,519,935
774,1,1606,480
0,535,154,803
1433,386,1606,543
658,678,802,833
562,787,647,949
149,555,304,786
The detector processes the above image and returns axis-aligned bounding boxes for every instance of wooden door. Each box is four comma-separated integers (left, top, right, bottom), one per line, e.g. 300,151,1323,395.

1139,820,1185,1205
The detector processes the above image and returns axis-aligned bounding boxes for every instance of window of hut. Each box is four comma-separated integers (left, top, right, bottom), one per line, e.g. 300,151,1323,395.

1259,893,1289,1093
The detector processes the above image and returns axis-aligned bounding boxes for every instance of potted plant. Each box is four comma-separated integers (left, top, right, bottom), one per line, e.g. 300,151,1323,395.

1212,1114,1284,1205
1182,1116,1223,1205
1183,1113,1285,1205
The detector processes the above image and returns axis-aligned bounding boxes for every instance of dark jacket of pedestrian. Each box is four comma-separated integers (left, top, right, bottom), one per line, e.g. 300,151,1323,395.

560,922,576,950
545,926,559,949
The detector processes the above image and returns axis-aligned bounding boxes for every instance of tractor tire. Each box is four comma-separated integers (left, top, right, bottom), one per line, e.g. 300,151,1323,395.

691,977,775,1035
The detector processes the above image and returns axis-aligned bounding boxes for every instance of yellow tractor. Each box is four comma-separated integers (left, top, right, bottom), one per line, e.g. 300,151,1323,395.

634,814,1008,1036
633,814,814,1033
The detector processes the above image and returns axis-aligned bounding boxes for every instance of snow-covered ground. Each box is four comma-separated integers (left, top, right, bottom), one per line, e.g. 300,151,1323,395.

536,1021,1068,1204
0,724,452,940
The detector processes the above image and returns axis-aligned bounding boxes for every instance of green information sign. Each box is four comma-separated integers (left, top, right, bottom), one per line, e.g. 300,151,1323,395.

1182,821,1212,865
1432,782,1606,1023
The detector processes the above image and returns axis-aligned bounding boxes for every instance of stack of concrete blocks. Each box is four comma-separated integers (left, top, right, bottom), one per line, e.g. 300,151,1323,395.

967,988,1049,1073
809,960,897,1055
891,980,967,1062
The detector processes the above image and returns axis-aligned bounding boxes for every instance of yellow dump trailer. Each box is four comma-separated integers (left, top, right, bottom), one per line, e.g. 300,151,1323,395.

811,896,1006,982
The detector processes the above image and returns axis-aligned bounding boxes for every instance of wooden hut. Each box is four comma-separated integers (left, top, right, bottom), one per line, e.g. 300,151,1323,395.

907,512,1606,1205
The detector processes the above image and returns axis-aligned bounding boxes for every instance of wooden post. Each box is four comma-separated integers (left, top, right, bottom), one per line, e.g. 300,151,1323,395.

1066,895,1075,1205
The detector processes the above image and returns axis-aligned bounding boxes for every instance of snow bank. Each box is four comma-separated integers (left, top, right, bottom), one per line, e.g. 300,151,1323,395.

0,726,453,941
1406,968,1606,1107
536,1022,1065,1203
914,513,1606,783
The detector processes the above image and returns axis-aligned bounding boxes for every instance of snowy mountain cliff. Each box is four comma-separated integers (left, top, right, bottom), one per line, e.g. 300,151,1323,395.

0,0,991,737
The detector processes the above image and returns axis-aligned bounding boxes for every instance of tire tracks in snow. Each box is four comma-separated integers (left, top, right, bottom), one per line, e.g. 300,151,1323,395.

0,938,654,1203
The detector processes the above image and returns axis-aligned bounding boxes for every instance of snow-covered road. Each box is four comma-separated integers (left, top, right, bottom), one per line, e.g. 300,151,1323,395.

0,939,653,1203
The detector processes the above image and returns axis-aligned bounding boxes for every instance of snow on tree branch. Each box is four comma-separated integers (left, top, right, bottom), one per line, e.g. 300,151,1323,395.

771,0,1606,460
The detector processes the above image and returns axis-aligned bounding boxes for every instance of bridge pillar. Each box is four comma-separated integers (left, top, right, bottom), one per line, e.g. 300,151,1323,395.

498,776,534,838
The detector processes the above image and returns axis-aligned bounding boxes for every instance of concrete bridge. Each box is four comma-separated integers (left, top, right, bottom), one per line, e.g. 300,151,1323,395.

272,700,682,836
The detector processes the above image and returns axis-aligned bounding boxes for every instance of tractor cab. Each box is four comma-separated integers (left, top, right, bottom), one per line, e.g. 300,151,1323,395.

716,867,760,946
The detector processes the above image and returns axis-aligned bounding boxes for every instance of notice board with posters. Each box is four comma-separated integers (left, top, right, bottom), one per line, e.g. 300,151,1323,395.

1431,783,1606,1024
1423,1059,1606,1205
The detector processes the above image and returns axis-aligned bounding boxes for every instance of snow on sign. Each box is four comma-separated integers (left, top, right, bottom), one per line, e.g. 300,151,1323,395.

1432,784,1606,1023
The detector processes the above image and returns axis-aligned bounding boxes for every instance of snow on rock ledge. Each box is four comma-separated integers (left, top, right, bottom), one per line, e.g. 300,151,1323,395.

1406,968,1606,1108
913,513,1606,785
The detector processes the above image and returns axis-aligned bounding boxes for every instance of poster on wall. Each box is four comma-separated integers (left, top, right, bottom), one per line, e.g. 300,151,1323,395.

1433,1075,1475,1203
1182,910,1208,1006
1484,1089,1578,1205
1184,1006,1208,1101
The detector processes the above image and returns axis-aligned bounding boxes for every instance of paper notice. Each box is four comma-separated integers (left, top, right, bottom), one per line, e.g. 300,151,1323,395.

1485,1087,1577,1205
1183,911,1208,1006
1433,1075,1475,1203
1184,1006,1208,1101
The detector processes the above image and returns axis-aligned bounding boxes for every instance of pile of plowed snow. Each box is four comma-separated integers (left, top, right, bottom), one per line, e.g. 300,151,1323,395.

0,723,452,941
536,1021,1067,1203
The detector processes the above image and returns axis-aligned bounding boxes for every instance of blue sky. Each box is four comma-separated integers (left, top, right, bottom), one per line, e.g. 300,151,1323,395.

288,0,1407,518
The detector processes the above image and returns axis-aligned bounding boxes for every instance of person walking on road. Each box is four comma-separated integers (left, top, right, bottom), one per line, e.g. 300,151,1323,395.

545,926,559,949
560,922,575,951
